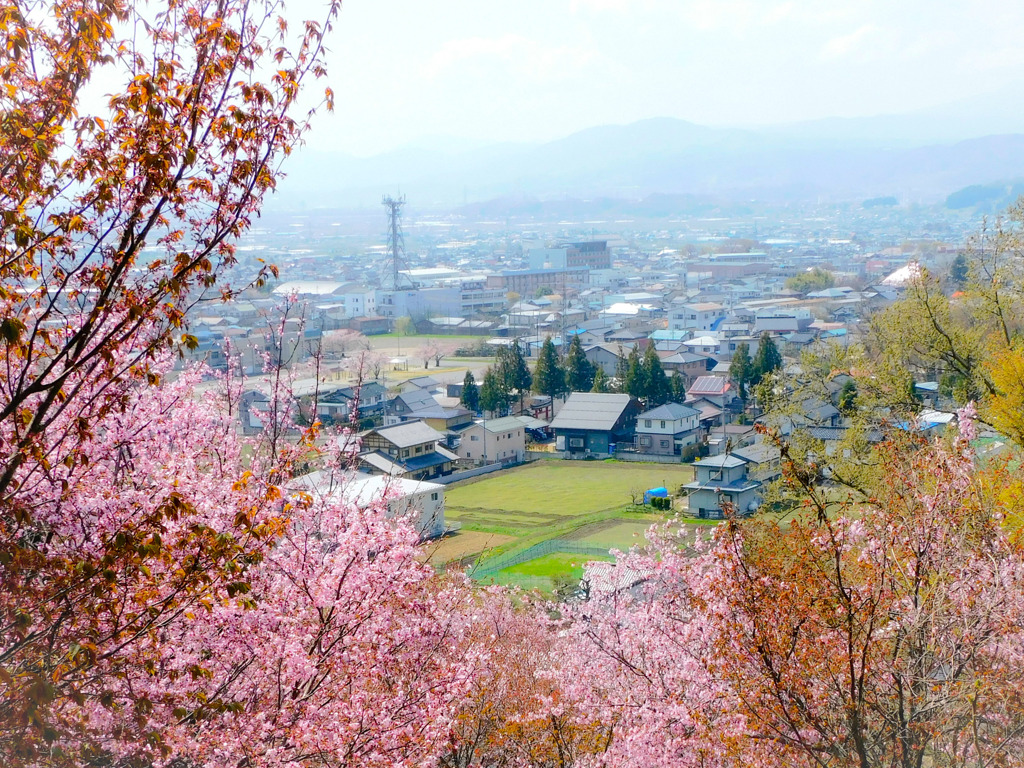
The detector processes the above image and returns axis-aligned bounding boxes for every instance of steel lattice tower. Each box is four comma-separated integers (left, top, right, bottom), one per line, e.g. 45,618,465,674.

381,195,412,290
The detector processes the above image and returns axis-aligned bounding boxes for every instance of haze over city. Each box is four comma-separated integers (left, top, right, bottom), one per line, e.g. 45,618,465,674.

308,0,1024,156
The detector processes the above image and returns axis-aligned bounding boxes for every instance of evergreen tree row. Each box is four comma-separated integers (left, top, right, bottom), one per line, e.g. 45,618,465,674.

465,334,712,416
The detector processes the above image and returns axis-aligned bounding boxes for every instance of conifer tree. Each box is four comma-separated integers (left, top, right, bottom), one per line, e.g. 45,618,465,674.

729,342,753,401
532,337,567,399
624,345,644,399
460,371,480,412
670,370,687,403
496,339,532,414
613,345,630,393
564,334,595,392
752,333,783,384
479,367,508,416
838,379,858,415
642,344,671,406
591,366,609,393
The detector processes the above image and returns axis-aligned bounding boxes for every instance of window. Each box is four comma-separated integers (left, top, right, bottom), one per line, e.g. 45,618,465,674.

470,435,479,441
661,440,670,448
639,436,652,447
660,420,666,429
414,445,422,454
431,492,439,501
645,420,652,428
569,437,584,449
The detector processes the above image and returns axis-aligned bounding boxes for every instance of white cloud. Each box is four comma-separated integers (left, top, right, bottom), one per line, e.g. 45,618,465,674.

821,24,877,60
422,33,593,82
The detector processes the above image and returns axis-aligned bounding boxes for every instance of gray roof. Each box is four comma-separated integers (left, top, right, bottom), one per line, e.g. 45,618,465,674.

512,415,549,429
369,420,444,448
663,351,710,364
482,416,526,433
693,454,747,470
549,393,636,432
731,443,781,465
395,388,438,409
639,402,700,421
403,376,440,389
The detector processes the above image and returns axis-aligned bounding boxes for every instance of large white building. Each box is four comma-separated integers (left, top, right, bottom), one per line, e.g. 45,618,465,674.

669,302,727,332
289,470,447,540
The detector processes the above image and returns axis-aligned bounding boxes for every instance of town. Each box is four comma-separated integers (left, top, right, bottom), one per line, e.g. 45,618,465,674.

179,195,988,591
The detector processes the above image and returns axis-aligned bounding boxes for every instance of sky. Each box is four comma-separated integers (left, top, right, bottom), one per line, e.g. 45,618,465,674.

297,0,1024,156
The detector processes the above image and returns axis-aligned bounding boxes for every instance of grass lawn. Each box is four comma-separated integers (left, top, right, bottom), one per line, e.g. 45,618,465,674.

484,551,615,592
445,461,693,528
436,461,694,580
573,518,660,550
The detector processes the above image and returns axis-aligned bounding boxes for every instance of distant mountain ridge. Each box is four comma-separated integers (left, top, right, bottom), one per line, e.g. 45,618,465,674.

275,111,1024,210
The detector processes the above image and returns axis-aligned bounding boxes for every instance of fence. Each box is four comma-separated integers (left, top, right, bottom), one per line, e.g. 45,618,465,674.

436,462,505,485
613,451,686,465
526,450,565,461
470,538,611,579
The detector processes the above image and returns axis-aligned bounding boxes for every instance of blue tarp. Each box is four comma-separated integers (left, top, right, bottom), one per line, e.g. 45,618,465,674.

644,487,669,504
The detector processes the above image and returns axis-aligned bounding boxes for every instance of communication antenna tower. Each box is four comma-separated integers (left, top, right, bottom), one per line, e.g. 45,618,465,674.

381,195,412,290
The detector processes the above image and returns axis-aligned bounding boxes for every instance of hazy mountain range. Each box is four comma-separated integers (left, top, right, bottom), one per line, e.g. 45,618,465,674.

273,88,1024,212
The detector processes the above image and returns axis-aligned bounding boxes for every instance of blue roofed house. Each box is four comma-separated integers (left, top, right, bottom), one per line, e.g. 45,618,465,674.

683,443,781,519
634,403,701,456
357,421,458,481
315,381,387,424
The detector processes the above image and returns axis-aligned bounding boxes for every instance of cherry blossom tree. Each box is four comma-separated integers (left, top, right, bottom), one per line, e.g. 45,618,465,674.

1,357,481,767
418,340,441,370
321,329,369,361
563,409,1024,768
433,342,456,369
440,590,610,768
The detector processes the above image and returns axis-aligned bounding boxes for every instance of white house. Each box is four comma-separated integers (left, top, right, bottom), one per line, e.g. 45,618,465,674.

289,470,447,540
669,302,727,332
457,416,527,465
634,402,702,456
680,335,723,356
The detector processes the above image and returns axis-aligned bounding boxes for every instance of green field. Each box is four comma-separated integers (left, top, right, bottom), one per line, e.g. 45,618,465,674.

486,551,615,592
438,460,694,590
573,519,660,550
445,460,692,535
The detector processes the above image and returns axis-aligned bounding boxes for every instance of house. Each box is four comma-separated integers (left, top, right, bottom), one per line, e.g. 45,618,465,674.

584,343,627,377
634,403,701,456
401,375,441,392
357,421,458,480
661,351,713,383
456,416,527,465
347,316,390,335
680,335,723,356
550,392,642,455
669,302,727,332
385,387,439,424
686,376,736,409
289,470,447,540
315,381,387,423
396,404,474,433
705,423,757,455
239,389,272,435
683,445,782,519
